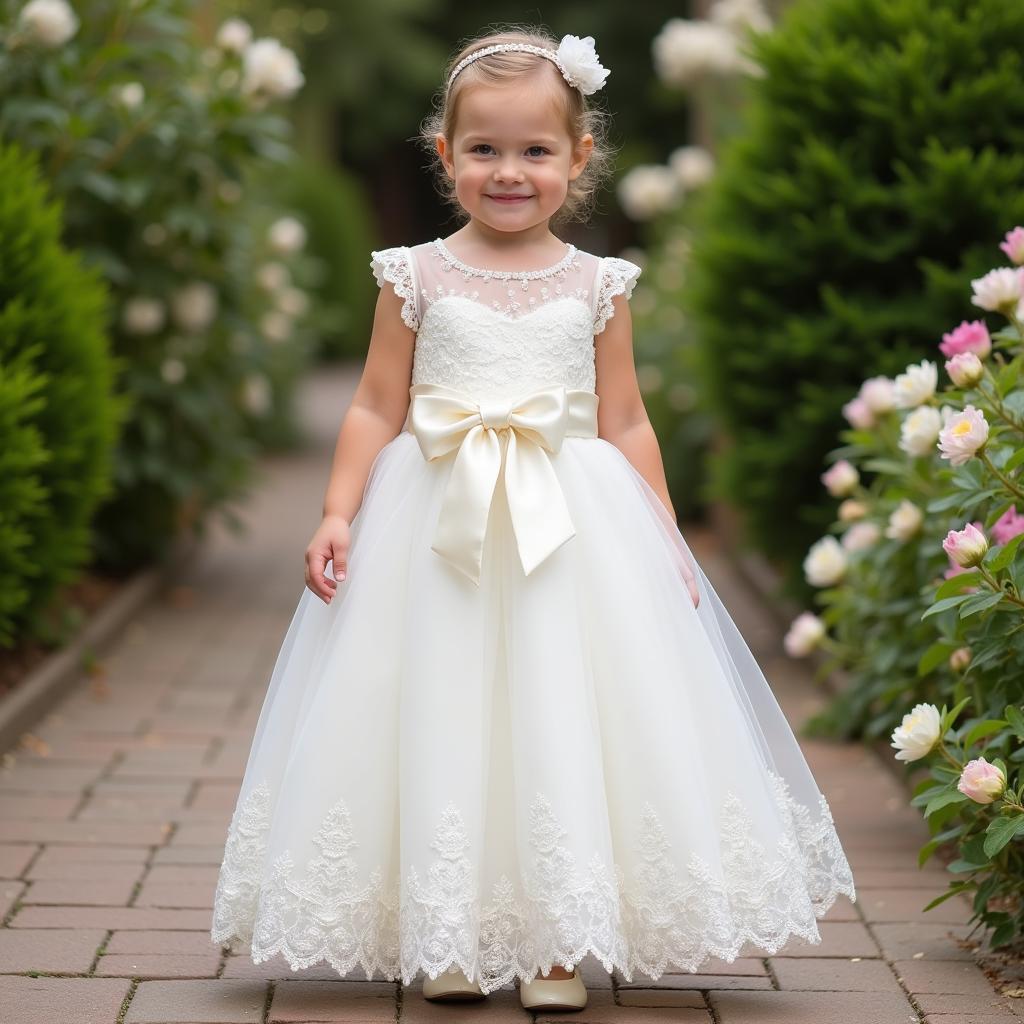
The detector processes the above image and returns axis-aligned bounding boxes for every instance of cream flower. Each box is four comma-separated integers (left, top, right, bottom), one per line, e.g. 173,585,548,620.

842,521,880,552
242,38,305,100
893,360,937,408
556,34,610,95
859,376,897,414
821,459,859,498
937,404,989,466
617,165,679,220
217,18,253,54
803,535,847,587
171,281,218,334
891,703,941,762
957,757,1006,805
898,405,943,457
268,216,307,254
652,19,740,86
122,296,166,336
885,499,923,542
838,499,868,522
942,522,988,568
971,266,1024,314
945,352,983,388
668,146,715,189
783,612,826,658
17,0,78,48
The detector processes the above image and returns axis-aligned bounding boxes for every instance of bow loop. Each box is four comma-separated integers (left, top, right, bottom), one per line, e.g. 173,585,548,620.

405,382,599,586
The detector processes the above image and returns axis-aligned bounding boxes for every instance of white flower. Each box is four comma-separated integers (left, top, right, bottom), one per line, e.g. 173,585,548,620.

885,499,923,542
898,405,943,457
859,375,897,414
783,612,826,658
257,261,290,292
842,521,880,552
893,360,937,408
171,281,218,334
242,38,305,100
160,357,187,385
122,297,165,335
945,351,984,388
268,216,307,254
838,499,868,523
821,459,859,498
971,266,1024,314
242,373,272,416
709,0,773,34
217,17,252,54
653,19,742,86
17,0,78,48
803,535,847,587
617,165,679,220
276,287,309,317
891,703,941,762
113,82,145,110
937,404,989,466
261,310,292,343
668,145,715,190
556,34,610,96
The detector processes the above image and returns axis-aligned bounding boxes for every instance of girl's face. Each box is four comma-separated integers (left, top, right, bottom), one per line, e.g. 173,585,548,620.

436,76,593,238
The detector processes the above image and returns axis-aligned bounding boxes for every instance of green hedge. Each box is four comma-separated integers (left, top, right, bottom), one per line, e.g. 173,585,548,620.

0,142,123,646
684,0,1024,599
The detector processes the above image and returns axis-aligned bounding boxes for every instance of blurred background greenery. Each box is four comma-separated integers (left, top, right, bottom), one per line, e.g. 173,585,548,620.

3,0,1022,681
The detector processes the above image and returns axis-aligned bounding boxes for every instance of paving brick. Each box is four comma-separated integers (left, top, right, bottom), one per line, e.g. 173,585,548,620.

108,930,220,956
871,922,982,961
0,843,38,877
709,989,919,1023
858,887,973,923
916,993,1022,1015
0,927,106,973
922,1015,1021,1023
136,879,215,909
26,859,148,882
1,878,26,918
23,877,138,905
0,820,171,845
97,952,222,978
0,795,79,819
29,843,150,866
894,959,1008,995
771,920,879,958
534,989,710,1021
769,956,901,991
0,975,132,1024
9,905,211,929
269,979,397,1021
125,979,268,1023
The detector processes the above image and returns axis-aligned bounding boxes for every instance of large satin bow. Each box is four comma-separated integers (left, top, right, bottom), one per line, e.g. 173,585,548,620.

405,382,599,586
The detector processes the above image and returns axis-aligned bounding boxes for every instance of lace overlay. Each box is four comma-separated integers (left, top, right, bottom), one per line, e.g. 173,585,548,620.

210,770,855,992
368,240,642,399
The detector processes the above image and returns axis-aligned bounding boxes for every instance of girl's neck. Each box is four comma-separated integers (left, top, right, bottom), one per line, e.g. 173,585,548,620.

444,220,566,267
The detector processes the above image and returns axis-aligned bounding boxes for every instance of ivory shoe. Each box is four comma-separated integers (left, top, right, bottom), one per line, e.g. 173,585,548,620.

421,963,486,1001
518,966,588,1011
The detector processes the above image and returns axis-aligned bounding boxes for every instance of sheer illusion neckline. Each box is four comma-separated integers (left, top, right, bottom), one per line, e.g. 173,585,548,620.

432,237,578,280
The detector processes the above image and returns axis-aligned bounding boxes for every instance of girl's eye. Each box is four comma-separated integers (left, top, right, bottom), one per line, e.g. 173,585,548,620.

469,144,549,156
471,144,493,154
526,146,549,157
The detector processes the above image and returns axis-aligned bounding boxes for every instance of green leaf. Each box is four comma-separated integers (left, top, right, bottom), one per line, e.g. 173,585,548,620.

961,719,1009,749
933,572,982,600
988,533,1024,573
1005,706,1024,740
922,884,971,911
924,790,969,818
982,814,1024,859
959,590,1008,619
922,594,973,619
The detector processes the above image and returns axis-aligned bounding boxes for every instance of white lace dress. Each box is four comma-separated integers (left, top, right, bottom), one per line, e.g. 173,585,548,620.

209,237,856,993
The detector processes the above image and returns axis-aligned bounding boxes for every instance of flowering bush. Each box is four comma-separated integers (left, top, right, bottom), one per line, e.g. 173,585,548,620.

890,698,1024,949
0,0,317,568
786,227,1024,745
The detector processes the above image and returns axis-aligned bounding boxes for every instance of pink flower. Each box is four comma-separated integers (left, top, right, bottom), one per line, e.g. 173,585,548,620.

942,521,988,568
842,396,875,429
957,756,1006,805
937,404,989,466
992,506,1024,546
821,459,859,497
945,352,983,388
1000,226,1024,266
939,319,992,360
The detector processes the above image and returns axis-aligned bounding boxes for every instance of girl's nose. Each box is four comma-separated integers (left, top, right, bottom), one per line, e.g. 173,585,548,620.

495,161,524,182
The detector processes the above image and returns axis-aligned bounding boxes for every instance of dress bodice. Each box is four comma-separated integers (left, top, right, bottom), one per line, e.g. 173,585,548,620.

370,238,642,398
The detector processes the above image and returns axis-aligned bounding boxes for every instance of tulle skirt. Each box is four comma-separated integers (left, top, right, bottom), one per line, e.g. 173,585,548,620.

209,429,856,993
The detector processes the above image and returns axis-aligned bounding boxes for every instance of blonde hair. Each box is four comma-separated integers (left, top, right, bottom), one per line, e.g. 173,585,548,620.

417,24,616,230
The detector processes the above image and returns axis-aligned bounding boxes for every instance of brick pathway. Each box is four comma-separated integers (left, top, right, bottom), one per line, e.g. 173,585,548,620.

0,365,1017,1023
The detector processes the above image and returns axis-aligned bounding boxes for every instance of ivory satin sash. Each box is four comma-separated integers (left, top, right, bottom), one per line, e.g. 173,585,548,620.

402,381,600,586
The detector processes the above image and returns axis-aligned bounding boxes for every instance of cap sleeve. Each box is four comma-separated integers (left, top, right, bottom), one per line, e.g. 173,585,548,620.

370,246,419,331
593,256,642,336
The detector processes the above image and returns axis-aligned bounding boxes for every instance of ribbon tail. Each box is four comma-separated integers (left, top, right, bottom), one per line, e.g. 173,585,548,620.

503,430,575,576
431,424,502,586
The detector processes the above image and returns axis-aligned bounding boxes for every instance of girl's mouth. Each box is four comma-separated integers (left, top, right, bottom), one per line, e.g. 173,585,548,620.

487,194,531,204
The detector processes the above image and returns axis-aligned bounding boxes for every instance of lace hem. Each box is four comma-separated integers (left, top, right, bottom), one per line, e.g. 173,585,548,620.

593,256,642,336
210,770,856,993
370,247,419,331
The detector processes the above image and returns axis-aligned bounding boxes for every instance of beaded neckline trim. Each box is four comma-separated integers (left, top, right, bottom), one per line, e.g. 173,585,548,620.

432,237,578,280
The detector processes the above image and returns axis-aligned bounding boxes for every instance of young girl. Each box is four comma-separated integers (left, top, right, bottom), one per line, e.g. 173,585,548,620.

210,25,856,1013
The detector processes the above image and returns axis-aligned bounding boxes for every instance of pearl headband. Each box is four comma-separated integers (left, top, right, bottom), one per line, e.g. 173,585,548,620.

445,34,610,97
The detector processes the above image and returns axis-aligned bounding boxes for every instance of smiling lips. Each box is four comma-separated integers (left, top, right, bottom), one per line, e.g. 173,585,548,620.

487,193,532,203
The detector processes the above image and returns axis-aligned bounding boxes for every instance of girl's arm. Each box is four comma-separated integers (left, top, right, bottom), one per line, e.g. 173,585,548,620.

305,282,414,601
594,292,676,522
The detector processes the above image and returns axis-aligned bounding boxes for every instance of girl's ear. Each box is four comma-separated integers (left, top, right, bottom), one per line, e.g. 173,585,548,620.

436,133,455,179
569,132,594,182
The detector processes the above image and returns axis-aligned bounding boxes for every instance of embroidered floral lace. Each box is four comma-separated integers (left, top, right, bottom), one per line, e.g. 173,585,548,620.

210,770,855,993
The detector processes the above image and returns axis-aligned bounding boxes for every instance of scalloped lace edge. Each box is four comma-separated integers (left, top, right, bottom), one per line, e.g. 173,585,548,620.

210,768,856,993
593,258,642,336
370,248,419,331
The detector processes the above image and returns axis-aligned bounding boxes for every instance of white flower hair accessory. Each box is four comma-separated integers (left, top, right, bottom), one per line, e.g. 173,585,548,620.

446,34,610,96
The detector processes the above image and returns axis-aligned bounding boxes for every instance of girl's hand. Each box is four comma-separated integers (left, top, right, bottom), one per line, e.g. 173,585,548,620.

305,514,351,604
683,570,700,609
